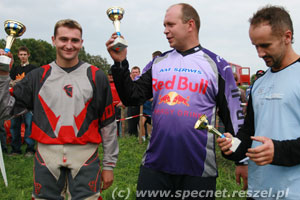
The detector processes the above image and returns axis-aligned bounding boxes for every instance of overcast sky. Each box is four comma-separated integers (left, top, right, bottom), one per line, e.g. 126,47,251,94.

1,0,299,75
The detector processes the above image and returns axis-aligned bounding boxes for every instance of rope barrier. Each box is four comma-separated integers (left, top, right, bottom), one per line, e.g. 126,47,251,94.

116,114,151,122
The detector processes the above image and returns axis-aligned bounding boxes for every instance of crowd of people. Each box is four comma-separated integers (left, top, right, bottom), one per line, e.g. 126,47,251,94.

0,2,299,200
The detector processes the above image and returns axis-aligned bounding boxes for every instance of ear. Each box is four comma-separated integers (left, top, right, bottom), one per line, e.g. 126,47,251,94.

284,30,292,44
51,36,56,46
185,19,194,32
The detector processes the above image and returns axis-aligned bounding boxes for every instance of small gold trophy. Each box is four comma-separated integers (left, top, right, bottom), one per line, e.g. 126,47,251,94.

107,7,128,51
194,114,241,152
0,20,26,72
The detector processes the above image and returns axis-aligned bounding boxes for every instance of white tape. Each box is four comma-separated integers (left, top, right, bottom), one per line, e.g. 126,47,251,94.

230,137,241,152
0,55,11,65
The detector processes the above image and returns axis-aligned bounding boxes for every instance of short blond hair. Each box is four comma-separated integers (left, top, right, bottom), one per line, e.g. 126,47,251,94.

54,19,82,37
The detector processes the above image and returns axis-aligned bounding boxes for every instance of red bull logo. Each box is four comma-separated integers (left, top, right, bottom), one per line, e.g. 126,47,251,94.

158,92,190,106
153,75,208,94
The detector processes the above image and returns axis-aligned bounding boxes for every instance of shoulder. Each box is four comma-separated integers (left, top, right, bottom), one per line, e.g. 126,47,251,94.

202,48,229,67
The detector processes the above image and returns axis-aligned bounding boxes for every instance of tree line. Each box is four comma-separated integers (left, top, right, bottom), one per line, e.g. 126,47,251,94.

0,38,111,74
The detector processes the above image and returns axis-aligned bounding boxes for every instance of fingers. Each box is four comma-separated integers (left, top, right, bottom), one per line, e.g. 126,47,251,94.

102,179,113,190
242,178,248,190
235,172,241,185
217,132,233,155
106,33,119,48
246,136,274,165
101,170,114,190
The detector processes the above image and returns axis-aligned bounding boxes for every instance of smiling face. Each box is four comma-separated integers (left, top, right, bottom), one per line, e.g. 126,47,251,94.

52,26,83,67
249,23,287,71
163,5,191,51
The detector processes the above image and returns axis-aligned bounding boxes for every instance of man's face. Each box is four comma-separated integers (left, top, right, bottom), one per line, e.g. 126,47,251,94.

18,50,29,64
52,26,83,64
249,24,286,70
131,69,140,80
163,5,190,51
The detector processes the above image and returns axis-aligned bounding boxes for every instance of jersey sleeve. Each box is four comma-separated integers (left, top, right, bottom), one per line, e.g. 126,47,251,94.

0,75,15,120
111,59,153,106
215,59,244,135
95,69,119,169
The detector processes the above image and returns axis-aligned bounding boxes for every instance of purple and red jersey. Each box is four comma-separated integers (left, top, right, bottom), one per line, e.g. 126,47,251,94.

112,45,244,177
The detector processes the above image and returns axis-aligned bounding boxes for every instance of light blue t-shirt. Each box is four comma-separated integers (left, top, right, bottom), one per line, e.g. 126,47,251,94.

249,60,300,200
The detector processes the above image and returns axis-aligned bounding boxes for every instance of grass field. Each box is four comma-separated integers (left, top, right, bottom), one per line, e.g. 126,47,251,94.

0,136,245,199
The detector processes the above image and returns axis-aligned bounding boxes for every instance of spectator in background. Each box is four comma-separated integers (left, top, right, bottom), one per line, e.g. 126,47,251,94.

233,73,247,115
9,46,37,156
108,69,124,136
141,98,152,141
139,51,162,141
127,66,141,137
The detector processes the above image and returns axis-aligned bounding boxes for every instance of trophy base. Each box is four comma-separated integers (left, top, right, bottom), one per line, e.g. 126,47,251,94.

0,55,11,72
230,137,241,152
112,37,128,51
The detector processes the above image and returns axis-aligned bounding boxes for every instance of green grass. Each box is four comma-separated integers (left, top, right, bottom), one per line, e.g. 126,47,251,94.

0,136,245,199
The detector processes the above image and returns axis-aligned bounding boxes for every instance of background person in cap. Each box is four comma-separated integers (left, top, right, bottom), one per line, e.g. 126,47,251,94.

245,69,265,100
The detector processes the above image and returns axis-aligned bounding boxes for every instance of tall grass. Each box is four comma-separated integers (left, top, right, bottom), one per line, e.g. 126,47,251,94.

0,136,245,199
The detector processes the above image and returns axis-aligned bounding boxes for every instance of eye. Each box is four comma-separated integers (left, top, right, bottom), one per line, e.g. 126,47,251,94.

71,38,81,43
59,37,68,42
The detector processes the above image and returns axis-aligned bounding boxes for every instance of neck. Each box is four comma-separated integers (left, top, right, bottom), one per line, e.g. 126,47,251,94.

273,47,299,71
56,58,79,68
21,61,29,66
178,36,199,52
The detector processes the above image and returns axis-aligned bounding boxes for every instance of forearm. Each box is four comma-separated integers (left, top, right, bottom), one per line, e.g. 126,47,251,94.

223,95,255,162
272,138,300,166
111,59,152,106
100,121,119,170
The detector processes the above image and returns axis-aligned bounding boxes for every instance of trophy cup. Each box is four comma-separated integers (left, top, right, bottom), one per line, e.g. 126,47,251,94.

107,7,128,51
0,20,26,72
194,114,241,152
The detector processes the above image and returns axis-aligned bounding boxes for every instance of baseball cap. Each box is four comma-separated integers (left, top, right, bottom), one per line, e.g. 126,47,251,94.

256,70,265,78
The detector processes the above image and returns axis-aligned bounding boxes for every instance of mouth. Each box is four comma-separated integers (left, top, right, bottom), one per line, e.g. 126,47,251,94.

167,37,173,43
263,56,272,64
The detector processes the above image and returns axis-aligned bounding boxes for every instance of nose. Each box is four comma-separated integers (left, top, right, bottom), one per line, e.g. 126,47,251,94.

164,26,169,35
256,46,266,58
65,40,73,49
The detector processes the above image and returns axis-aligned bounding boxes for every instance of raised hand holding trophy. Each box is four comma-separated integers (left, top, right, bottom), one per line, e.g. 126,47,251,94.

107,7,128,51
0,20,26,72
194,114,241,152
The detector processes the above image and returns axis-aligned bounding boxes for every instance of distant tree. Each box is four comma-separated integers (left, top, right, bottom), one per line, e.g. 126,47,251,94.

0,38,55,66
0,38,111,74
250,74,256,85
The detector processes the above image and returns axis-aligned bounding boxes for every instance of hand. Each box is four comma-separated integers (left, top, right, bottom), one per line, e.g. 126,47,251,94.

106,33,127,62
116,101,125,108
216,132,233,155
246,136,274,165
101,170,114,190
0,49,14,75
235,165,248,190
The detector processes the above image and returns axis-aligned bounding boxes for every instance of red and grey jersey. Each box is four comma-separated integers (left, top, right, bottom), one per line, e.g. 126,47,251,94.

9,61,116,145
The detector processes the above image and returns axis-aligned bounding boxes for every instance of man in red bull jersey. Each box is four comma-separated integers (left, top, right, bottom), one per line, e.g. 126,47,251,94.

107,3,246,199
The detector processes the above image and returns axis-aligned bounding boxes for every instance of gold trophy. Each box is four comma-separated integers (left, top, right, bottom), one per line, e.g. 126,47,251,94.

107,7,128,51
0,20,26,72
194,114,241,152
